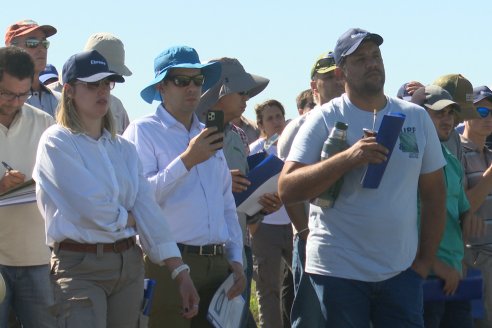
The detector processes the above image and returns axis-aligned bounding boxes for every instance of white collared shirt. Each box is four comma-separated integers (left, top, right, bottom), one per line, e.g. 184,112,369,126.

33,125,180,264
123,104,243,264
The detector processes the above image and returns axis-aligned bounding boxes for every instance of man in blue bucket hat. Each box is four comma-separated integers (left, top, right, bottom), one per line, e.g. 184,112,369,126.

124,46,245,327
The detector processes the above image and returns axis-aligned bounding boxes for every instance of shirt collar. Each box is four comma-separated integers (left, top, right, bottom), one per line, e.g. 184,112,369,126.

156,103,203,132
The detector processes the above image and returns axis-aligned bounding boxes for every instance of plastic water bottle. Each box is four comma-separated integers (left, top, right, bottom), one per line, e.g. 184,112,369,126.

312,121,348,208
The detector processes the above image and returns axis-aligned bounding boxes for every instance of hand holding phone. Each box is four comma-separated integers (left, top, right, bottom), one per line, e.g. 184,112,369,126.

206,110,224,147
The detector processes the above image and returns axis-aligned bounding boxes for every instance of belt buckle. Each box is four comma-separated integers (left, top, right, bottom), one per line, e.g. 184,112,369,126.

199,245,214,256
113,239,127,253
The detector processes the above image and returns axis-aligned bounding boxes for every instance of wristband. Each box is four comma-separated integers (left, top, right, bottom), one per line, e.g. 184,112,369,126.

297,227,309,235
171,264,190,280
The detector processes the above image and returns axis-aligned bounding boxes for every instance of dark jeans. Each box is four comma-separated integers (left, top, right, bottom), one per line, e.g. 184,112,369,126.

290,236,324,328
281,262,293,328
240,245,257,328
424,300,473,328
310,267,424,328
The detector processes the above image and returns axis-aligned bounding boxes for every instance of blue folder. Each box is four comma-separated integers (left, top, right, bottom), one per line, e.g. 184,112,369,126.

423,275,483,302
142,278,157,316
233,153,284,213
361,113,406,189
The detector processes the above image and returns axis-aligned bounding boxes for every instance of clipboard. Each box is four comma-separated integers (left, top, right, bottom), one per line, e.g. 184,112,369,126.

233,154,284,216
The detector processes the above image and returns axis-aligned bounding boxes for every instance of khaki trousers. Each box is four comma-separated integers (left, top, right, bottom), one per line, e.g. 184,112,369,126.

50,245,144,328
145,251,230,328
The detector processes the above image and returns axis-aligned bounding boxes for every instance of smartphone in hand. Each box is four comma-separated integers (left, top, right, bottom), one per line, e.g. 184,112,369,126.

205,110,224,147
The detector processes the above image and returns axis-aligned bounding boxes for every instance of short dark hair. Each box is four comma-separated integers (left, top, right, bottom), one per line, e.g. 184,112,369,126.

0,46,35,82
255,99,285,126
296,89,314,110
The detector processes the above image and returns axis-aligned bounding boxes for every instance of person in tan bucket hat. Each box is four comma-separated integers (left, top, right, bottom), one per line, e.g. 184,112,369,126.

84,33,132,134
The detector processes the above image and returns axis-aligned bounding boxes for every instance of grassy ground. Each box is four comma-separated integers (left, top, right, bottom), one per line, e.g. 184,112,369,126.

250,280,260,324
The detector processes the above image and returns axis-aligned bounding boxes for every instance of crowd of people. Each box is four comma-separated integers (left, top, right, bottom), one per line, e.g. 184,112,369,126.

1,18,492,328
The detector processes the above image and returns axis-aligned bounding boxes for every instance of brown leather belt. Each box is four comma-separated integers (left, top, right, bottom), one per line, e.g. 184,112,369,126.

177,243,225,256
57,237,136,254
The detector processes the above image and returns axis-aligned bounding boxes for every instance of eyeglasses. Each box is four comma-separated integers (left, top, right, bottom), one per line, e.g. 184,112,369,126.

238,91,250,97
477,107,492,118
74,79,115,91
166,74,205,87
12,39,50,49
0,89,32,102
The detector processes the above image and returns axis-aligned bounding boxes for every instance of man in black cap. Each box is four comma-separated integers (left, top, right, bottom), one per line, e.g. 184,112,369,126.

279,28,447,327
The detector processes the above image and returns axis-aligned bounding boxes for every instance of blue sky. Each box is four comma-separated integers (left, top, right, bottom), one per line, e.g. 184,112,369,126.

3,0,489,122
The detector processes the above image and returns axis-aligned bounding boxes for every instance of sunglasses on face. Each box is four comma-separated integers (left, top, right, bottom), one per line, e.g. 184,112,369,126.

166,74,205,87
476,107,492,118
75,79,115,91
0,88,32,102
13,39,50,49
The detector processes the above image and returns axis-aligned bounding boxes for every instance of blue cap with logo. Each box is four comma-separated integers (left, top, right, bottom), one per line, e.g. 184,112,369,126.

62,50,124,85
473,86,492,104
334,28,383,66
39,64,59,84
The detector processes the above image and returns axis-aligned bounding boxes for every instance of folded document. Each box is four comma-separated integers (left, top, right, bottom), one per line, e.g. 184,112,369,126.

207,274,245,328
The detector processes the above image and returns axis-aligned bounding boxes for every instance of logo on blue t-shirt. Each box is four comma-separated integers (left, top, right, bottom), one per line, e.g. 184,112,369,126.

399,126,419,158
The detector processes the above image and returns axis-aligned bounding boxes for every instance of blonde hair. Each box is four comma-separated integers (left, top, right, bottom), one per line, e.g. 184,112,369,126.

56,84,116,138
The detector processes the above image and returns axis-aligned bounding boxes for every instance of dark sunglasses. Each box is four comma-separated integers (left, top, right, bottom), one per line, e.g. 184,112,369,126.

166,74,205,87
75,79,115,91
477,107,492,118
13,39,50,49
238,90,250,96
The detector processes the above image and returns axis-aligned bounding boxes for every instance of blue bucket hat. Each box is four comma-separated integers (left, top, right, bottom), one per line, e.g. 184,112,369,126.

140,45,221,104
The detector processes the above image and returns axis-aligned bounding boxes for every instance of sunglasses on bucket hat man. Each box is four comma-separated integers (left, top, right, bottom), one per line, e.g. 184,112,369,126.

164,74,205,88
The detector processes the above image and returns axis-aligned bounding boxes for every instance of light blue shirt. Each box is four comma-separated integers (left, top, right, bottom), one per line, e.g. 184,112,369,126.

33,125,181,264
288,95,445,281
26,85,60,118
123,105,243,264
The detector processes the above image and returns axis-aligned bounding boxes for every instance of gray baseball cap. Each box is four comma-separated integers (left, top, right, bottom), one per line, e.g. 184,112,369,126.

410,85,458,111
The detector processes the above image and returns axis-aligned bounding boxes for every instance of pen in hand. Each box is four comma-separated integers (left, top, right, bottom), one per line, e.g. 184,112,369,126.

1,161,13,172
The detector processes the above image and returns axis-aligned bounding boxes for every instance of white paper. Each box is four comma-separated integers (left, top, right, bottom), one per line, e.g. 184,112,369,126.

207,274,245,328
0,183,36,207
236,174,279,216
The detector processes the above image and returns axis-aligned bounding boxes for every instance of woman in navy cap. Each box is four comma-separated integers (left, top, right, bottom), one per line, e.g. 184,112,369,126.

33,50,199,327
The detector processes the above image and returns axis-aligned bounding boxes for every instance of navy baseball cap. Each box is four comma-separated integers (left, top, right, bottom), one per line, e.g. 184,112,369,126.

334,28,383,66
397,83,412,101
473,86,492,104
62,50,124,85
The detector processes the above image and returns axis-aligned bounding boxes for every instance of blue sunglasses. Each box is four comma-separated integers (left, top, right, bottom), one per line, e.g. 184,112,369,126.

477,107,492,118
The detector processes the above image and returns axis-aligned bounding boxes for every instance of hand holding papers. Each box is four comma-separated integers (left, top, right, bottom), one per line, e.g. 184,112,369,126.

207,274,245,328
361,113,406,188
0,179,36,207
233,153,284,216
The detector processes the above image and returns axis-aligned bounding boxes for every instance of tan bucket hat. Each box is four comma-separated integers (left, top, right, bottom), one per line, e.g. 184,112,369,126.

84,32,132,76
